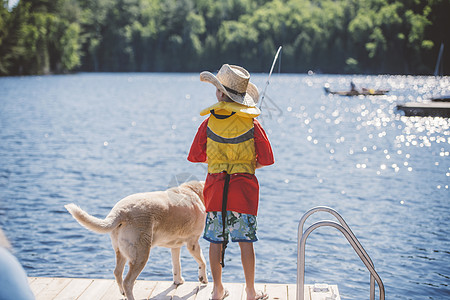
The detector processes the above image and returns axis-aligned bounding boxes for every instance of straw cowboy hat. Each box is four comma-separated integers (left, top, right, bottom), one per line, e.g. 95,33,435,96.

200,64,259,107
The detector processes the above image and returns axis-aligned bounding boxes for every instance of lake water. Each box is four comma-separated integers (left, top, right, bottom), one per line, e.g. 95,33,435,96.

0,73,449,299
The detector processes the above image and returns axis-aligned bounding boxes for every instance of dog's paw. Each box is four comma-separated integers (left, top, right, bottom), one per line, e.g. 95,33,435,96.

173,276,185,286
198,275,208,284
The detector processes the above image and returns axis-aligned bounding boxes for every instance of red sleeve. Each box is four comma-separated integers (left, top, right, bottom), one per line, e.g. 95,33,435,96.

187,118,209,163
254,119,274,166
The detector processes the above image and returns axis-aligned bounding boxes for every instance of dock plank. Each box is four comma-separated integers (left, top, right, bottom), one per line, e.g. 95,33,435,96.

132,280,159,300
194,282,213,300
29,277,55,296
35,277,71,300
28,277,337,300
77,279,114,300
286,284,304,300
171,281,200,300
99,280,124,300
266,283,288,300
286,285,295,300
148,280,177,299
55,278,94,300
225,283,245,300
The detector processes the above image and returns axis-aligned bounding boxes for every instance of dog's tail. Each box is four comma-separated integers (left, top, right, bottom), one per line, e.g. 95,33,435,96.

65,203,120,234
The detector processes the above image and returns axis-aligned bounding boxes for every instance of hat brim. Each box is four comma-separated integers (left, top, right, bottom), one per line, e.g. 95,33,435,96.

200,71,259,107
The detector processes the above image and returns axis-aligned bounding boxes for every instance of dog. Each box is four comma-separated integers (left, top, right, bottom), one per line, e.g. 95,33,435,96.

65,181,208,300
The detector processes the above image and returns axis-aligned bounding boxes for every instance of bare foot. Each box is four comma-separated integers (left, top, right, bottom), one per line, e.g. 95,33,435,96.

211,288,229,300
246,289,268,300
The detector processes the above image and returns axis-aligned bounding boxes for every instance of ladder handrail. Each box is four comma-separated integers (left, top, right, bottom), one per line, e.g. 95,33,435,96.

298,206,375,268
296,207,385,300
298,206,376,300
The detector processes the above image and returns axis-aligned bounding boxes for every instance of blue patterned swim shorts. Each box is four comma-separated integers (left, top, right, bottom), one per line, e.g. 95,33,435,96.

203,211,258,243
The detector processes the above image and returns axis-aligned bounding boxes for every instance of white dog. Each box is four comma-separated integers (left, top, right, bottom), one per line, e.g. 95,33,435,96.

65,181,208,300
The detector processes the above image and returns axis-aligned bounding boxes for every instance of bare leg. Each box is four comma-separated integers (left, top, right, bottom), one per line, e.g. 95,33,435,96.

210,243,226,299
239,242,257,300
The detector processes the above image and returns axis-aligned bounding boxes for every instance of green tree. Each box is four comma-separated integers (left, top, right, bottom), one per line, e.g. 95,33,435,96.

0,0,447,75
0,1,12,74
0,0,81,75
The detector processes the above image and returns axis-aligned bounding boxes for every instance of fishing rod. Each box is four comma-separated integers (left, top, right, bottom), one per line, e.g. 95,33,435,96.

259,46,282,109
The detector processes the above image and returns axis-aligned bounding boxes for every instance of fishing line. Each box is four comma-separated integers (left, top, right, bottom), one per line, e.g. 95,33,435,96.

259,46,282,110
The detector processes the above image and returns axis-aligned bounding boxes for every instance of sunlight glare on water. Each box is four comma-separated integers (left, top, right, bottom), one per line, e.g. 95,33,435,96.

0,73,449,299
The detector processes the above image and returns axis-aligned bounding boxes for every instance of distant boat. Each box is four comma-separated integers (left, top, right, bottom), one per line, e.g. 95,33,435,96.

396,101,450,117
324,86,389,96
396,44,448,117
431,95,450,102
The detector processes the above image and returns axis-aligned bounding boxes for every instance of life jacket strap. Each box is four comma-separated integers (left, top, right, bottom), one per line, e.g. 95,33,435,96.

221,173,231,268
210,110,236,119
207,127,254,144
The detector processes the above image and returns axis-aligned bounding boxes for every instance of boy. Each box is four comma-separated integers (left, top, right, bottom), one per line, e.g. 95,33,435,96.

188,64,274,300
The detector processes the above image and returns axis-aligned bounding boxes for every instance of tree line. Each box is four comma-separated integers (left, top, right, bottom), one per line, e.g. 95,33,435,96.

1,0,448,76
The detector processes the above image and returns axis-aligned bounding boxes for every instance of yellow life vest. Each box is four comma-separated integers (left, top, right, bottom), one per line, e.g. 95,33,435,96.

201,102,261,174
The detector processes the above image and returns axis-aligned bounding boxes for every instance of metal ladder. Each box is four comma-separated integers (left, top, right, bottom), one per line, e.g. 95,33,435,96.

296,206,385,300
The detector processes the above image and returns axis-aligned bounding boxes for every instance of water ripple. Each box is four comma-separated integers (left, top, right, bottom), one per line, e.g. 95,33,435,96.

0,73,449,299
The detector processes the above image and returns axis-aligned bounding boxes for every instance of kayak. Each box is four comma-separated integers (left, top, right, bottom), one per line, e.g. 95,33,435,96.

324,86,389,96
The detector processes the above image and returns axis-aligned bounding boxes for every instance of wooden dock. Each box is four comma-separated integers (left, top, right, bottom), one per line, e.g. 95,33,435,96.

28,277,340,300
